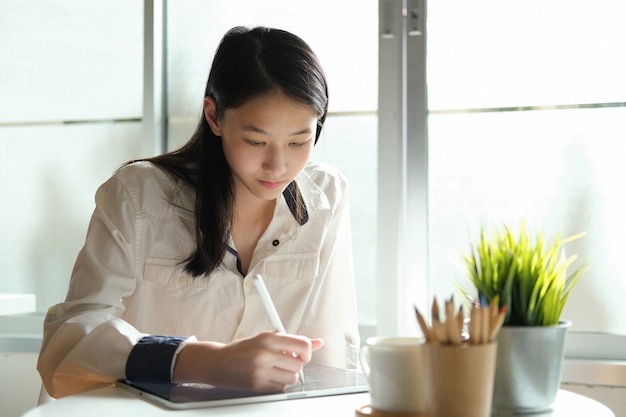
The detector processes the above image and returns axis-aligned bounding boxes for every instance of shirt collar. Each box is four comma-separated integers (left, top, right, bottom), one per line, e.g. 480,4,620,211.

282,181,309,226
282,165,334,226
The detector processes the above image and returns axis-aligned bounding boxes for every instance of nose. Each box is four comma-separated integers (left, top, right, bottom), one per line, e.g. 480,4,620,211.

262,145,287,176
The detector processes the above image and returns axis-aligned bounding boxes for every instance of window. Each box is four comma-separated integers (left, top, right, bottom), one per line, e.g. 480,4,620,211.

0,1,144,312
425,0,626,361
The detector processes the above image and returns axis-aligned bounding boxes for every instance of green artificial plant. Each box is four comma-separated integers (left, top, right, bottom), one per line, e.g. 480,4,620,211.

465,221,586,326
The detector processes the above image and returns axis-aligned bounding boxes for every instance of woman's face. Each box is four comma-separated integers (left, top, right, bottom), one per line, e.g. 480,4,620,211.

204,92,317,203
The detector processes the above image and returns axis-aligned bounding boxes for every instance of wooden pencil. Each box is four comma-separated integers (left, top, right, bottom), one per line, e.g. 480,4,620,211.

414,305,430,341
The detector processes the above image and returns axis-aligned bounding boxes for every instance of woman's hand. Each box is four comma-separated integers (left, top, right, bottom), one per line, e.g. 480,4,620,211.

173,332,324,391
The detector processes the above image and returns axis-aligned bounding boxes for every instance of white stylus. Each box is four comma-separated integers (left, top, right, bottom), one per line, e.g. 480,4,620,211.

251,273,305,384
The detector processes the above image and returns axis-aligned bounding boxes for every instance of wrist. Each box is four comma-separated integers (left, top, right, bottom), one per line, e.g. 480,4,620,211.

170,335,198,379
172,340,225,384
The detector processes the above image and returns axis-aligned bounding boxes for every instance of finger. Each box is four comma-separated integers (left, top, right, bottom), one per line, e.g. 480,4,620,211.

310,338,324,351
264,333,315,362
250,352,302,389
271,349,306,372
244,351,300,391
268,362,302,386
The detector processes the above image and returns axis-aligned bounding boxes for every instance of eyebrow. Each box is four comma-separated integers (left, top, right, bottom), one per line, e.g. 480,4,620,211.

242,125,313,136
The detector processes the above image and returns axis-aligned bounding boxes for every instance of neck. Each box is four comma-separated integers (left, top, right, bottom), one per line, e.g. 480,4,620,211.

231,192,277,275
233,186,277,223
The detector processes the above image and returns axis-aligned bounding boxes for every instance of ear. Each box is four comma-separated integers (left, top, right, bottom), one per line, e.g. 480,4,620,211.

203,97,222,136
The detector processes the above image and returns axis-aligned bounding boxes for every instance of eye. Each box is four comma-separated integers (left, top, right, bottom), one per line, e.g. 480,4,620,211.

290,138,313,148
246,140,265,147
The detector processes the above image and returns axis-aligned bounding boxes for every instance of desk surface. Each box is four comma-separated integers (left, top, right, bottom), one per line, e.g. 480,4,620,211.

22,388,614,417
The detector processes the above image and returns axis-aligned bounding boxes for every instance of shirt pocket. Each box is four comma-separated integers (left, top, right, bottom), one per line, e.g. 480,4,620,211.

143,257,212,290
263,252,319,280
260,252,319,317
136,257,229,336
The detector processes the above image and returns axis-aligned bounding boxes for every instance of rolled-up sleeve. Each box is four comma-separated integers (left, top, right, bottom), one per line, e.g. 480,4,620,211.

37,174,189,398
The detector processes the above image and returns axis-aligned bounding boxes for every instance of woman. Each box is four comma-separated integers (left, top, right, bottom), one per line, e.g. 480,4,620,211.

37,26,359,399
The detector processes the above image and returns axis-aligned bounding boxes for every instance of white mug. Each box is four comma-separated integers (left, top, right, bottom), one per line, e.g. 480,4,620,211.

359,336,426,414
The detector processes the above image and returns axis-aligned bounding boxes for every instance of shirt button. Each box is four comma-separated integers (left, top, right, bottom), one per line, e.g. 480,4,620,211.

236,332,245,339
178,276,188,285
245,279,254,289
272,239,280,247
345,332,357,344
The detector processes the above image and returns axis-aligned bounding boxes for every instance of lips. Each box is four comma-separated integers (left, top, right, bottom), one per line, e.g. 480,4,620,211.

259,180,285,190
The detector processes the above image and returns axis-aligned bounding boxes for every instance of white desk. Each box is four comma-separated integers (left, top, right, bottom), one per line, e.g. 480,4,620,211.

22,388,614,417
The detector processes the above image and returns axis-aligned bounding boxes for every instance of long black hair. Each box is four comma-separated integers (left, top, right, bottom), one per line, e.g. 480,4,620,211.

138,26,329,277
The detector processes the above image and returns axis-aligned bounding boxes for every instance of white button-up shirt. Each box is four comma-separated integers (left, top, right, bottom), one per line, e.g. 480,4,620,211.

38,161,360,398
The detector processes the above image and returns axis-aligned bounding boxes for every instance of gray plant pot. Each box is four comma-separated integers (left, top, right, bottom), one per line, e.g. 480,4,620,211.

491,321,571,414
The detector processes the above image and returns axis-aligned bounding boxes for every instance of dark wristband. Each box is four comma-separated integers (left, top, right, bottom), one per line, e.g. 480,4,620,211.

125,335,187,382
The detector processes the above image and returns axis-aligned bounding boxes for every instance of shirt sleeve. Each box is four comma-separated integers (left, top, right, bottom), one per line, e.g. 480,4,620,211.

36,173,191,398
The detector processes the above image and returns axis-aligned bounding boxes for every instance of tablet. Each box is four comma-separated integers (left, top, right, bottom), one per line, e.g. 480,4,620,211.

116,364,368,410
